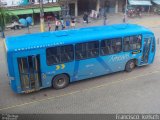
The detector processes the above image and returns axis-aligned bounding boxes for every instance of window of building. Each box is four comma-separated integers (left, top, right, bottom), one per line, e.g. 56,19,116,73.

124,35,142,51
75,41,99,60
101,38,122,55
46,45,74,65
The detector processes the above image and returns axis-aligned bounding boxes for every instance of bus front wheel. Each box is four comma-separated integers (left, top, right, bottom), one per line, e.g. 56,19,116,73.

125,60,135,72
52,74,69,89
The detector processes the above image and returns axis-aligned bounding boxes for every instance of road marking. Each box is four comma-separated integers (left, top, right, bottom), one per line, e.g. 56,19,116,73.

0,70,159,111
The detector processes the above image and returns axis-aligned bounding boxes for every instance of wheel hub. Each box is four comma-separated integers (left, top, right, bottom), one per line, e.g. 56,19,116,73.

130,62,135,69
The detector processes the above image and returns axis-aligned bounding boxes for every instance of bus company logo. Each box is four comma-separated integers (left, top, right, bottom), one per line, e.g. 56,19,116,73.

56,64,65,70
109,54,130,62
86,64,94,68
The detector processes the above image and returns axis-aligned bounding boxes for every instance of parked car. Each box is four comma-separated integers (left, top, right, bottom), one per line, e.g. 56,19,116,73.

6,21,25,30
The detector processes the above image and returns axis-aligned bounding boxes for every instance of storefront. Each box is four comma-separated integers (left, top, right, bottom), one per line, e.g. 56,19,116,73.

75,0,127,16
128,0,152,12
152,0,160,5
7,3,61,24
128,0,152,5
151,0,160,13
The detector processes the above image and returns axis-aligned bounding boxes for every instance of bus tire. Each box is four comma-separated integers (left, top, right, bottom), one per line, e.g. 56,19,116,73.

52,74,69,89
125,60,135,72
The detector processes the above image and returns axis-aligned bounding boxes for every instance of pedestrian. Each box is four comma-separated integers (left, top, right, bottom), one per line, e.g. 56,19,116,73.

47,20,51,31
55,18,61,31
71,16,76,29
60,18,65,30
123,13,126,23
103,16,108,25
66,19,70,29
83,12,89,24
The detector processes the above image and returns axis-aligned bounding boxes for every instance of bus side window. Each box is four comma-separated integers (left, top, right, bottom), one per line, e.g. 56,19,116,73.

87,41,99,58
124,37,130,51
61,45,74,62
112,38,122,53
46,47,60,65
123,35,142,52
75,43,87,60
101,38,122,55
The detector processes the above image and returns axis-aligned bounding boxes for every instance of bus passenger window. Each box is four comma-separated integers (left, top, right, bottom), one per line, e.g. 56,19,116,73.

112,38,122,53
124,37,130,51
101,38,122,55
87,41,99,58
61,45,74,63
46,45,74,65
46,47,60,65
75,43,87,60
124,35,142,51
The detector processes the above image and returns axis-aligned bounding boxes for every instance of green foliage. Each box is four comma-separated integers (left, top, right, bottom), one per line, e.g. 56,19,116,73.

0,7,18,31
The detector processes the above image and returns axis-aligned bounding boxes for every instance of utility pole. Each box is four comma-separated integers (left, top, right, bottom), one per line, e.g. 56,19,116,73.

66,0,69,16
40,0,45,32
61,0,70,18
125,0,128,15
123,0,128,23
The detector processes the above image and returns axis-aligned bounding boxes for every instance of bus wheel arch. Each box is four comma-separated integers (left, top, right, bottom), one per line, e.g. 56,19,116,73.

52,73,70,89
125,59,137,72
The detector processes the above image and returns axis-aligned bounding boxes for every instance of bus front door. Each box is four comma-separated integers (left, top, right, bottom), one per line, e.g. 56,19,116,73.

18,55,42,92
142,38,151,64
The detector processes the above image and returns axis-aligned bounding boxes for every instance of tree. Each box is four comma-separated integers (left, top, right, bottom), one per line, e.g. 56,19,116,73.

0,7,18,38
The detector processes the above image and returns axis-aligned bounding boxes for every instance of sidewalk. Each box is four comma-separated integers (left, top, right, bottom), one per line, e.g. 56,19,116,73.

3,13,160,37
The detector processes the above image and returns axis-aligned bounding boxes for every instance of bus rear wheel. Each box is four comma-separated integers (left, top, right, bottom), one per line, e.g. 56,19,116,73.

125,60,135,72
52,74,69,89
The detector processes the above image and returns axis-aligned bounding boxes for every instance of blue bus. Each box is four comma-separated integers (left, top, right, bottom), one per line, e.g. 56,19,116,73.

3,24,156,94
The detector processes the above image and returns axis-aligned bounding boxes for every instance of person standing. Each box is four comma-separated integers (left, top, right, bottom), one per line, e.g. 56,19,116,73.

66,19,71,29
47,20,51,31
71,16,76,29
55,18,61,31
123,13,126,23
83,12,89,24
60,18,65,30
103,16,108,25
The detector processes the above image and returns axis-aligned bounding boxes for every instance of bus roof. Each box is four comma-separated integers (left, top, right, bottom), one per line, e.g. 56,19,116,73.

5,24,153,52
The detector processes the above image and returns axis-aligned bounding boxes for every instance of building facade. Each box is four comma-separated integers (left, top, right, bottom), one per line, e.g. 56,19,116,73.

3,0,159,23
4,1,61,24
63,0,127,16
66,0,157,17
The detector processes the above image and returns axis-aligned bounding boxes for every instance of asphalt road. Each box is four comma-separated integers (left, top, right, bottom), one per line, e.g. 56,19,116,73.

0,14,160,114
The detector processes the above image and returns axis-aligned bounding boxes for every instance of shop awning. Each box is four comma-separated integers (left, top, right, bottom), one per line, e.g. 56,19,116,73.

10,9,33,15
33,7,61,13
128,0,152,6
152,0,160,5
9,6,61,15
